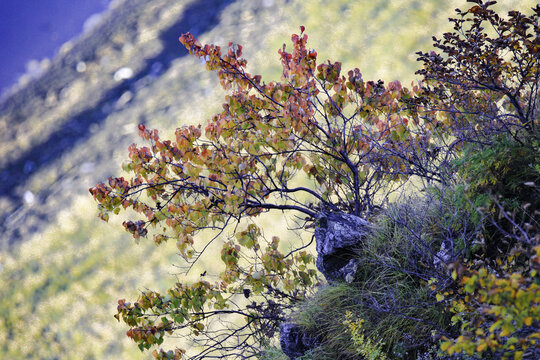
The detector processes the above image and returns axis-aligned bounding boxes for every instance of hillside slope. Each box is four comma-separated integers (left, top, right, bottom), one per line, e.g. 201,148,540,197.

0,0,536,358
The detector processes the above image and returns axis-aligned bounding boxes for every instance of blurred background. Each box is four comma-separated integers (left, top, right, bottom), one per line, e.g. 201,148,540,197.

0,0,112,95
0,0,536,358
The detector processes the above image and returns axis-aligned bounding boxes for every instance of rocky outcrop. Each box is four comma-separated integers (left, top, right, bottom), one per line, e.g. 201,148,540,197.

279,322,318,360
314,212,370,282
280,212,371,359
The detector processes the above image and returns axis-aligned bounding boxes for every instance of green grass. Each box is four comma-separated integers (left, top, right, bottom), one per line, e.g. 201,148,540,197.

280,197,460,359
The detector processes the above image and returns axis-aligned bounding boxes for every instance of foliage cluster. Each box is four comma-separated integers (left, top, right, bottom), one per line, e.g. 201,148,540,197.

89,1,539,359
438,246,539,359
434,130,540,359
421,2,540,358
343,311,388,360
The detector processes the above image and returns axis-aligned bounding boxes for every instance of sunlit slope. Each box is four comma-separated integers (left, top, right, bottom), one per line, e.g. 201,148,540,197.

0,0,537,358
0,197,180,359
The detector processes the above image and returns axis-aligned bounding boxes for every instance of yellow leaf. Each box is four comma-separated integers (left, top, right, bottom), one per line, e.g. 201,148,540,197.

514,351,523,360
524,317,532,326
440,341,451,352
476,342,487,352
500,325,510,337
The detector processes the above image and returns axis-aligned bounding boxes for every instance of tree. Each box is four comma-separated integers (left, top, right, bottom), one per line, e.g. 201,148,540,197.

90,25,435,358
90,22,439,357
90,1,539,358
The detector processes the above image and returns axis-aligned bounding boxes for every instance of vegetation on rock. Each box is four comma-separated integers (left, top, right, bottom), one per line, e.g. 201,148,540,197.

89,1,539,359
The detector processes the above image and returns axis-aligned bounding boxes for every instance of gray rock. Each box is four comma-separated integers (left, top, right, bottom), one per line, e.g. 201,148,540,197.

340,258,361,283
314,212,370,282
433,240,453,270
279,322,317,359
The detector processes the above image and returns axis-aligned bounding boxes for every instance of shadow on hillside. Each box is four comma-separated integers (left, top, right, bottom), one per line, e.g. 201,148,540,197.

0,0,234,245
